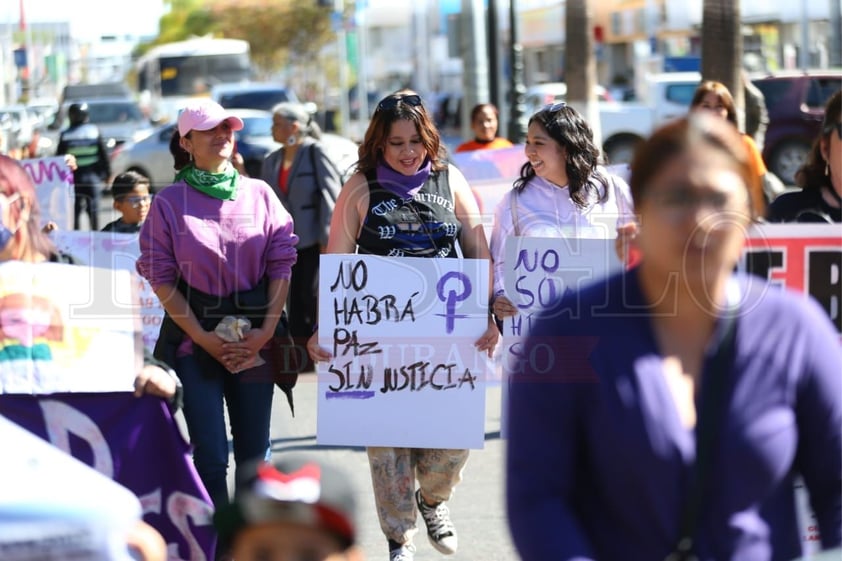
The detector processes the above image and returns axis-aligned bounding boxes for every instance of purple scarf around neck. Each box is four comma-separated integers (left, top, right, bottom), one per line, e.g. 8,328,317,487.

376,157,432,199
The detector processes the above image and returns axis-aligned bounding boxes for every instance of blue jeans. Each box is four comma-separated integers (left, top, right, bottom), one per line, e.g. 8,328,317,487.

175,352,274,509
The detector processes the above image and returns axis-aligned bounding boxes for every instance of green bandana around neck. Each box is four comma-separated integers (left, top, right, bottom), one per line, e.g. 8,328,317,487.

176,164,239,200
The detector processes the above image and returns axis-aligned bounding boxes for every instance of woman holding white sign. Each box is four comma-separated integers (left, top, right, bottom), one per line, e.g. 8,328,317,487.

768,89,841,223
506,114,842,560
307,90,498,561
488,102,635,319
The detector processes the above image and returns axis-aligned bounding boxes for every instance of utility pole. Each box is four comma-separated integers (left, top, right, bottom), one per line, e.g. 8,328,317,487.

335,0,350,136
507,0,527,143
356,0,370,136
565,0,601,149
461,0,489,139
831,0,842,68
799,0,810,69
487,0,500,111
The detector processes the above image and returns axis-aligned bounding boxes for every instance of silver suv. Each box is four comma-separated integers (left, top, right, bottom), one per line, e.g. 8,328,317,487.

46,98,155,154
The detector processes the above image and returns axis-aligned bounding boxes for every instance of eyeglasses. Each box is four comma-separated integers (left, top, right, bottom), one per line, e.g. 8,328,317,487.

542,102,567,113
116,195,152,209
823,122,842,140
647,188,748,224
375,94,423,113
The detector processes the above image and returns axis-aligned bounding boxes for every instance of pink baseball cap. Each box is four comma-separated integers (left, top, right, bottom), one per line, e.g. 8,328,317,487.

177,99,244,137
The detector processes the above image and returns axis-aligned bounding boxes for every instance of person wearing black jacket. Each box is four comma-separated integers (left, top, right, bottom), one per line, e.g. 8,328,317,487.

767,90,841,223
56,102,111,230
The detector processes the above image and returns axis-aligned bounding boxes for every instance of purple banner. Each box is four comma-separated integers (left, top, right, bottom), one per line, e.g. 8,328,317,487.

0,393,216,561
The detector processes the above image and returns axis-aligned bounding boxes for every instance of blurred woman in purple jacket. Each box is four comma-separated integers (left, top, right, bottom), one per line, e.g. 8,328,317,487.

506,114,841,561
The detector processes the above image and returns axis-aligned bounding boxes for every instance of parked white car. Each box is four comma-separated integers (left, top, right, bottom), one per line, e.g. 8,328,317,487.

599,71,701,164
523,82,613,116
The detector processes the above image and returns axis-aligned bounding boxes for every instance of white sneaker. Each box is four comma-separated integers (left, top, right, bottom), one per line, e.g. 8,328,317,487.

415,489,458,555
389,542,415,561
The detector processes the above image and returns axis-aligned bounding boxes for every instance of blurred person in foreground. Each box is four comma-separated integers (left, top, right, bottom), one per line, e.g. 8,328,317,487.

213,455,364,561
454,103,514,153
767,89,841,223
506,114,841,561
307,90,498,561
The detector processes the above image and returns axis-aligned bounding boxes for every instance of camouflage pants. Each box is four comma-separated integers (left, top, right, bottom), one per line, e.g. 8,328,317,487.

367,446,469,545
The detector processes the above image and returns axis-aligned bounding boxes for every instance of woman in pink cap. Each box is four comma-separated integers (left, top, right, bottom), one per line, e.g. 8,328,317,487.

136,99,299,558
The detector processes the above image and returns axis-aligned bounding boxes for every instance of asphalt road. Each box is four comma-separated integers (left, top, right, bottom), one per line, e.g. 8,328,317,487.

265,374,518,561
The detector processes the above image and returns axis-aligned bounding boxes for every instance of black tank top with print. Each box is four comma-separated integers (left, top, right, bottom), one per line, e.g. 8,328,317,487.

356,168,461,258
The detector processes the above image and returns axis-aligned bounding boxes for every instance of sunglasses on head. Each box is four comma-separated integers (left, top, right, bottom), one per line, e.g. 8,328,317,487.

376,94,423,113
542,101,567,113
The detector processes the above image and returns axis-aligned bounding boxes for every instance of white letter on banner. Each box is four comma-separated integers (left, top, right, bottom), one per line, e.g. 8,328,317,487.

168,491,214,561
40,399,114,477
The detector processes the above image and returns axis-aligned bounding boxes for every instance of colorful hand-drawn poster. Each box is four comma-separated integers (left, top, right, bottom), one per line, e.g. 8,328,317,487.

0,261,139,394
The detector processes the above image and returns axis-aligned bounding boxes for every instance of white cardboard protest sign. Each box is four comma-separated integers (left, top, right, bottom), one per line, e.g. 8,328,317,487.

499,235,624,373
316,254,491,449
51,231,163,353
499,236,623,437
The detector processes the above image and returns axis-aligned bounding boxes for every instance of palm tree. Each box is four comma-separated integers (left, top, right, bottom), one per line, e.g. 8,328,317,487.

564,0,601,147
701,0,744,126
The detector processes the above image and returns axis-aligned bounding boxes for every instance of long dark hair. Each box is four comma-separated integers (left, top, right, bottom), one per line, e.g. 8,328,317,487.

169,128,191,171
357,90,448,175
690,81,739,128
794,89,841,192
513,104,608,209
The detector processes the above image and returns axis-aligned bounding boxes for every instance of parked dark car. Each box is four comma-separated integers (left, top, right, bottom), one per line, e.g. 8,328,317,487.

752,70,842,185
211,82,299,112
111,109,277,190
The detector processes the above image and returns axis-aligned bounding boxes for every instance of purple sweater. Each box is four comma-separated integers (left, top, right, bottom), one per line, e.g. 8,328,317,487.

136,177,298,296
506,270,842,561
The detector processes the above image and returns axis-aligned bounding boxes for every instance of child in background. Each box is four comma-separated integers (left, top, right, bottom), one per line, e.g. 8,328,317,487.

102,171,152,233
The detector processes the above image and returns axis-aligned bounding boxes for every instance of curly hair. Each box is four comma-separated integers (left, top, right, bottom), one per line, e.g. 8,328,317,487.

513,103,608,209
794,89,841,192
356,90,448,175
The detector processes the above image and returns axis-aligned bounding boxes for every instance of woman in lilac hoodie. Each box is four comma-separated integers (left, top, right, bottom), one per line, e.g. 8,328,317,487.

136,100,298,556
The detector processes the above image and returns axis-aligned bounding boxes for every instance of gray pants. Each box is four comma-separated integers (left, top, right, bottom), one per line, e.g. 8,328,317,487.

367,446,469,544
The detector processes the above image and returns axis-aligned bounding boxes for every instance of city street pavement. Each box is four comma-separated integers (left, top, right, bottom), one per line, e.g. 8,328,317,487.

266,373,518,561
